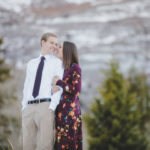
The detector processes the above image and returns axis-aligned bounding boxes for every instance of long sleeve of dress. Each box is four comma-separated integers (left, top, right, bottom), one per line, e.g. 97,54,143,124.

56,64,81,97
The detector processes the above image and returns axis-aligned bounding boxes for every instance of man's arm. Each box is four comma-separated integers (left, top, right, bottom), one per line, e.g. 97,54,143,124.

22,62,31,111
49,59,63,111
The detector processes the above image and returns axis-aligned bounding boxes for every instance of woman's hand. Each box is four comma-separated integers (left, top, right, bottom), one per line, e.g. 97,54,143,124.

51,85,60,94
52,76,60,85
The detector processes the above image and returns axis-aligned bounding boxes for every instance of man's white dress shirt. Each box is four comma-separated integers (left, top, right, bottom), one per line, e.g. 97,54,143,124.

22,53,63,111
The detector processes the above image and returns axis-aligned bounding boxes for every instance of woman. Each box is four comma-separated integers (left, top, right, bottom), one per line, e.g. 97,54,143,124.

52,41,82,150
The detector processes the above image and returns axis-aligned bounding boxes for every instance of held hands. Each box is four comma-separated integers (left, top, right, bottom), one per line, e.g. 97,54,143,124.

52,76,60,85
51,85,60,94
51,76,60,94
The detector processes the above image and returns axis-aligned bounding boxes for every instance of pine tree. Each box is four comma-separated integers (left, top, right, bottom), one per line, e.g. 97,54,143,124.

128,68,150,134
84,61,148,150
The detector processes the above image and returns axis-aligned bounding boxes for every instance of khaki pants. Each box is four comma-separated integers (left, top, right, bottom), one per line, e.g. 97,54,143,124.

22,102,55,150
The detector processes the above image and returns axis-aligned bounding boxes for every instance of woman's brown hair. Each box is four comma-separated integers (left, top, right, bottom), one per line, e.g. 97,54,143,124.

63,41,79,70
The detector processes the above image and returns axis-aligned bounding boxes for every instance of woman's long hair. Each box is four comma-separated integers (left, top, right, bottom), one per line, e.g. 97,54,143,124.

63,41,79,70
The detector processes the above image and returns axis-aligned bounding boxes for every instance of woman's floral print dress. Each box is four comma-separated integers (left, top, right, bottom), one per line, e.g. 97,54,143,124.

55,63,82,150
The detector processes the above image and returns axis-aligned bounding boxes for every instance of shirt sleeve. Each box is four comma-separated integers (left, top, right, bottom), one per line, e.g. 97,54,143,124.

49,59,64,111
22,62,31,111
56,65,81,97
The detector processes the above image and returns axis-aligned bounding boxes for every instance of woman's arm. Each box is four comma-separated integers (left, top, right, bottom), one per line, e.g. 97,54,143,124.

56,65,81,96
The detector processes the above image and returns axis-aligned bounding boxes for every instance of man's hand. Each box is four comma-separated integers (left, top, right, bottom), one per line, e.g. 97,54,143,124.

51,85,60,94
52,76,60,85
49,108,53,113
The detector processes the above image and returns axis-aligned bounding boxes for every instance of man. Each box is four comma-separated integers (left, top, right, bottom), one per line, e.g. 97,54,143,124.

22,33,63,150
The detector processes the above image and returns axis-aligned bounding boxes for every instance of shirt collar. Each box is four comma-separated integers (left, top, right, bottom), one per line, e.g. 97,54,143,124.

39,53,54,60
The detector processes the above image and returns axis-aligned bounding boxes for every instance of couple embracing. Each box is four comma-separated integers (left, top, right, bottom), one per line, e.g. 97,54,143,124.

22,33,82,150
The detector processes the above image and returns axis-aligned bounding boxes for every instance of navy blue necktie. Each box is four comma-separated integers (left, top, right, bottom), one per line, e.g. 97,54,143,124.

32,56,45,98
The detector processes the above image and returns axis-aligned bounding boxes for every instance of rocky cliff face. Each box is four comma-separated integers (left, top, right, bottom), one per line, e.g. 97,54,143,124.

0,0,150,110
